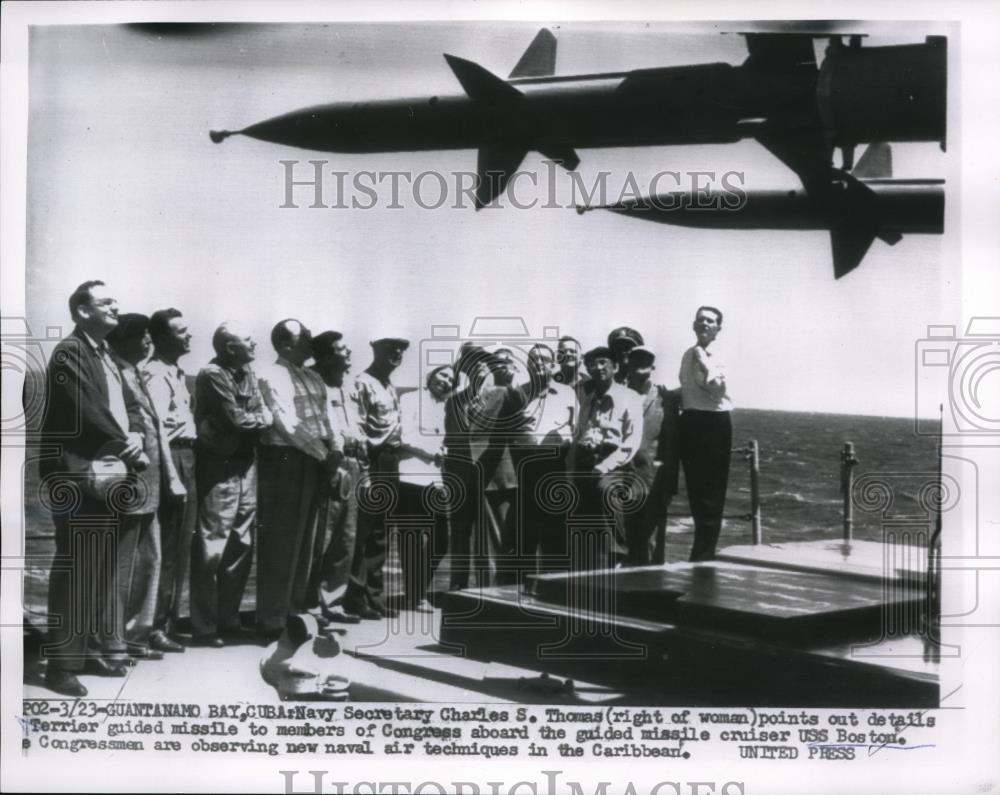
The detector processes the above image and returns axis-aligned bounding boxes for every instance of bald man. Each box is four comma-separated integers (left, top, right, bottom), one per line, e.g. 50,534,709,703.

256,319,336,639
191,322,272,646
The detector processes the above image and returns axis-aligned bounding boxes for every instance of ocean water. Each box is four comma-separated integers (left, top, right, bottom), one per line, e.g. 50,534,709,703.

672,408,941,546
22,408,940,543
21,408,940,618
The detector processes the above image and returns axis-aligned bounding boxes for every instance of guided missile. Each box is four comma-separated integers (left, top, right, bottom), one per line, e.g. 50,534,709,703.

210,30,946,208
579,143,944,278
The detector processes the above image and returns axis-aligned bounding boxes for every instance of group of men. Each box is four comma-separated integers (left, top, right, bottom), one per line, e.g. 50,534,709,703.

38,278,732,698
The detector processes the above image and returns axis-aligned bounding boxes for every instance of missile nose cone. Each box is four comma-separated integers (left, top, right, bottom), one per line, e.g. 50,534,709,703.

209,130,235,144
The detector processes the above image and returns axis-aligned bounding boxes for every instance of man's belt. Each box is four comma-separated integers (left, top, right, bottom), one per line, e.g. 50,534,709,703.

170,437,197,449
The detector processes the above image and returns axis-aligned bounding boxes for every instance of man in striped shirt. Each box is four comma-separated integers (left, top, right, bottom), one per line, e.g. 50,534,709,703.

344,336,408,619
256,319,335,639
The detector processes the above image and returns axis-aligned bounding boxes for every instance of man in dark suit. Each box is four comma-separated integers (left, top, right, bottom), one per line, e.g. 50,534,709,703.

444,345,516,589
40,280,147,696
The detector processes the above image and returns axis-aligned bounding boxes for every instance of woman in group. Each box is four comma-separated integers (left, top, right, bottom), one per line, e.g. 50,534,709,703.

396,364,455,611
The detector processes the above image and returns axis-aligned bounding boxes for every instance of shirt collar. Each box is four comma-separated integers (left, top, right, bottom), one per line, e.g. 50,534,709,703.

211,356,248,379
150,353,182,373
277,354,306,374
592,381,624,403
80,329,105,354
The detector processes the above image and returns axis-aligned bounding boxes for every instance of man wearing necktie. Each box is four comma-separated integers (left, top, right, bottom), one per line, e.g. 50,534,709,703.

40,281,148,696
107,313,187,662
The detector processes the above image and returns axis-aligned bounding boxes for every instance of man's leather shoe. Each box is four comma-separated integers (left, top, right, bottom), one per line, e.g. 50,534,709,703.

256,627,284,644
126,644,164,661
190,635,225,648
370,602,399,619
347,604,383,621
407,599,434,614
149,631,185,653
220,625,257,642
45,669,88,698
322,607,362,625
83,657,129,677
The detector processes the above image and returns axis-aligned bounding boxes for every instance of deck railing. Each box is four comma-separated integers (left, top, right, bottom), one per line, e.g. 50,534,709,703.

726,439,864,548
727,441,762,543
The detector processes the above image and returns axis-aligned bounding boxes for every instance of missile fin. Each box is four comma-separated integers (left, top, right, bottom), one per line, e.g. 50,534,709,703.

829,171,895,276
852,143,893,179
509,29,557,78
830,224,878,279
475,145,529,209
756,129,834,196
840,170,896,243
537,145,580,171
443,54,523,101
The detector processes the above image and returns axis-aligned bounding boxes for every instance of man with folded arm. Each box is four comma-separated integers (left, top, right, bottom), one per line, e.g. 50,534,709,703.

191,321,272,647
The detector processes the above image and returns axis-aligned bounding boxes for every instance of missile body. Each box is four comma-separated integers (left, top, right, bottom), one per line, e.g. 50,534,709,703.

588,169,944,278
231,61,809,155
210,31,947,275
211,34,945,208
607,180,944,233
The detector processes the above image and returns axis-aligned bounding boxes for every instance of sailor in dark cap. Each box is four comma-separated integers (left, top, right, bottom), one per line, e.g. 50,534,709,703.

607,327,645,384
624,346,680,566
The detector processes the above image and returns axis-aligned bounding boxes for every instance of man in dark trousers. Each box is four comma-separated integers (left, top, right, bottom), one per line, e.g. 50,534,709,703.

256,319,335,640
678,306,732,561
444,345,500,591
40,280,147,696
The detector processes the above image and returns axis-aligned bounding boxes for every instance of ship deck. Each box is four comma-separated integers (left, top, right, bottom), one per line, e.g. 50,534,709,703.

23,540,939,707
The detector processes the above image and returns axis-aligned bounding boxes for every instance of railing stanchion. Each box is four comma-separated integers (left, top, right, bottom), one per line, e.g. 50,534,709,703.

731,441,763,544
748,440,762,545
841,441,859,544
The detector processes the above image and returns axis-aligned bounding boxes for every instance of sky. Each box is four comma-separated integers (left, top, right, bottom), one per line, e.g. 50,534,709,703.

24,21,958,416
